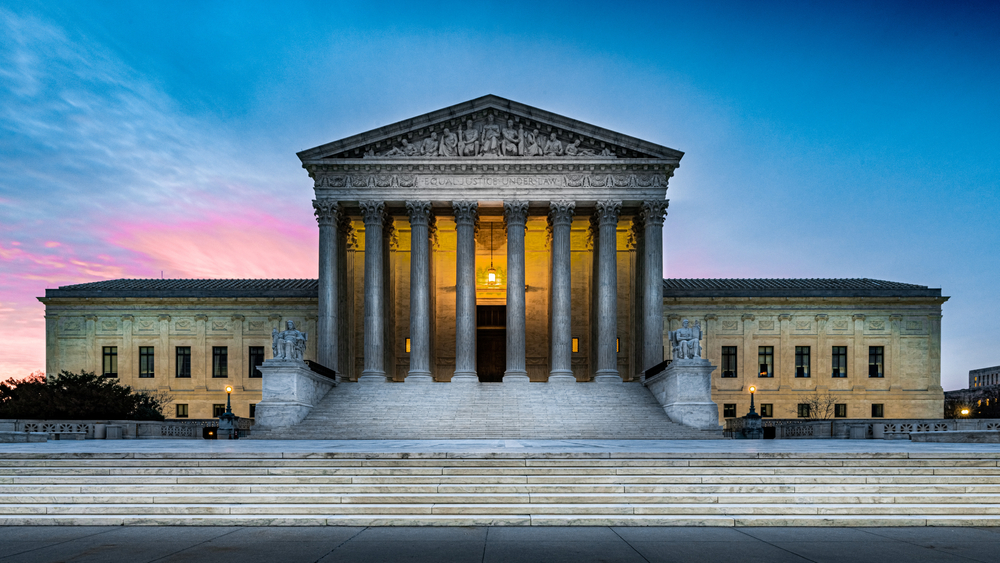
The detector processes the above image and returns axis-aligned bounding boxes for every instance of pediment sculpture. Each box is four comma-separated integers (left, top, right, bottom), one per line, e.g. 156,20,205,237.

359,113,624,159
271,320,308,362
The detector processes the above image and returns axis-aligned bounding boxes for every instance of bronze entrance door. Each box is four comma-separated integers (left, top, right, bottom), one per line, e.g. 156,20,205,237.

476,305,506,382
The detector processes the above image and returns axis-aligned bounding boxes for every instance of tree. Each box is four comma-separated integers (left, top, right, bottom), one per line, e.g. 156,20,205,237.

803,391,837,420
0,371,169,421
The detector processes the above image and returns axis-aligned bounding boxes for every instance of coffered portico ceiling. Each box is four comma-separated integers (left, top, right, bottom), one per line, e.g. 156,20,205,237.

298,95,683,207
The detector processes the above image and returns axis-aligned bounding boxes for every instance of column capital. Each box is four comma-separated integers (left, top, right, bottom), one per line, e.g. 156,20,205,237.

405,201,433,225
452,200,479,226
594,200,622,225
548,200,575,226
503,200,530,227
121,314,134,322
639,199,669,227
359,200,385,226
312,199,341,227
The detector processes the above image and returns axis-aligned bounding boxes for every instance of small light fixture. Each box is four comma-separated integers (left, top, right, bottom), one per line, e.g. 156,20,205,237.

572,338,579,353
961,408,970,416
405,338,411,353
487,222,497,285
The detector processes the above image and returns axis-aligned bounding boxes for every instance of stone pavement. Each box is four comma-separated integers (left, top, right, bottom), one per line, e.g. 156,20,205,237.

2,526,1000,562
1,438,1000,456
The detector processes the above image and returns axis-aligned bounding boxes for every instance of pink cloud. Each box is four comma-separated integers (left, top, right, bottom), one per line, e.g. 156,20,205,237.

110,210,317,279
44,241,61,248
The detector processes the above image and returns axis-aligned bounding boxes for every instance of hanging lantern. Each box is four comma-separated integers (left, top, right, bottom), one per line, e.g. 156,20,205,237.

487,222,497,285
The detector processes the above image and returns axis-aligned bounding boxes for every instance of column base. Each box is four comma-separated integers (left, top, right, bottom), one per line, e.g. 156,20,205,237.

503,370,530,383
451,372,478,383
358,371,388,384
548,371,576,383
594,371,623,383
404,372,433,383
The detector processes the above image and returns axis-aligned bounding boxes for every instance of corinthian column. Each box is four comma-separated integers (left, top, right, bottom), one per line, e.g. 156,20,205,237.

594,200,622,383
313,199,340,372
359,200,387,383
452,201,479,382
640,200,668,373
405,201,433,383
548,201,576,382
503,200,530,382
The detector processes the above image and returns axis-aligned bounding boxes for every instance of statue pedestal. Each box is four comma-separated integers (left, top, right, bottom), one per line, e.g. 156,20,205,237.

644,359,721,431
254,359,336,432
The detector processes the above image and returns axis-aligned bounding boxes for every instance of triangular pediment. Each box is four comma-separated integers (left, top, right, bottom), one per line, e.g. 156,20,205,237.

297,95,683,162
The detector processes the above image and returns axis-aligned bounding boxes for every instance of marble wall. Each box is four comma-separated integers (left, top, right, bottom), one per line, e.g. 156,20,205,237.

663,298,946,420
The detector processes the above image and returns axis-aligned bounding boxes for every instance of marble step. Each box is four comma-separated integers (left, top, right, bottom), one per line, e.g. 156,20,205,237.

262,381,723,440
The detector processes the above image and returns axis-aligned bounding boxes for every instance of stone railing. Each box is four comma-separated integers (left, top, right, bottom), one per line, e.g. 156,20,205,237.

724,418,1000,439
0,418,253,439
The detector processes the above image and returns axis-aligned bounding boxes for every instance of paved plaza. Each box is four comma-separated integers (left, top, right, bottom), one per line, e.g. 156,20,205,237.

2,439,1000,456
2,525,1000,562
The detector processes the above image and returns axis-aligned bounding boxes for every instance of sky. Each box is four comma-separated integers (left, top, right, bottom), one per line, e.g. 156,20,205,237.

0,0,997,390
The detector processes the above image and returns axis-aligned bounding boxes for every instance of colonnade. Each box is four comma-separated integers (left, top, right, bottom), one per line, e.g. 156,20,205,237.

312,198,668,383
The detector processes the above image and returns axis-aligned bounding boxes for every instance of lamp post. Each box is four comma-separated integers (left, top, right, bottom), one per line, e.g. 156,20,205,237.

743,385,763,439
217,385,238,440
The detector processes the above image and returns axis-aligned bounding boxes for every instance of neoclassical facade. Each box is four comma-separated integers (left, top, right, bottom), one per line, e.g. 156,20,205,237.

38,96,948,421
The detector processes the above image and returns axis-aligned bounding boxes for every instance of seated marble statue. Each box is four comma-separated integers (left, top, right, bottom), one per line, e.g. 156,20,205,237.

271,320,308,362
668,319,702,360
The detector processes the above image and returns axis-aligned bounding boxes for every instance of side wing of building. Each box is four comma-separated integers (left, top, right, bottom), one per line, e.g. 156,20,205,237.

38,279,319,420
663,279,948,420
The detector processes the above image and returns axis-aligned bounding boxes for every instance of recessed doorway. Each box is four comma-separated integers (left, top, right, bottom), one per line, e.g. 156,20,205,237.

476,305,506,382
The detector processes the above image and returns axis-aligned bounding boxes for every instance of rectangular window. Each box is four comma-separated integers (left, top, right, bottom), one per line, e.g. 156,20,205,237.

212,347,228,378
795,346,811,378
797,404,811,418
102,346,118,378
758,346,774,378
175,346,191,378
249,346,265,378
213,404,226,417
405,338,411,353
139,346,155,378
721,346,737,378
723,404,737,418
832,346,848,378
175,404,189,418
571,338,579,353
760,404,773,418
868,346,884,378
249,403,256,418
834,404,847,418
871,404,884,418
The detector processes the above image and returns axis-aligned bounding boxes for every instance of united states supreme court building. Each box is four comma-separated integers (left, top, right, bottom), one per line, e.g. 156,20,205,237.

38,96,948,431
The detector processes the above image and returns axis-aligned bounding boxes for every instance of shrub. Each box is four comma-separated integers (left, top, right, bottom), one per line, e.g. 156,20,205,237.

0,371,168,421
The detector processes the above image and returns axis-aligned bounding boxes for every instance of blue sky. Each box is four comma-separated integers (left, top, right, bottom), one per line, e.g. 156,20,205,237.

0,0,997,389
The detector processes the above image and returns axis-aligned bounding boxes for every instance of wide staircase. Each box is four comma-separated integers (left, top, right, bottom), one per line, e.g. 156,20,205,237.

2,452,998,526
255,381,721,440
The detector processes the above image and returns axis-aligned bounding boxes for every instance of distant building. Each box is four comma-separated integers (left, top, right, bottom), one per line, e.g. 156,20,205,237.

970,365,1000,388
